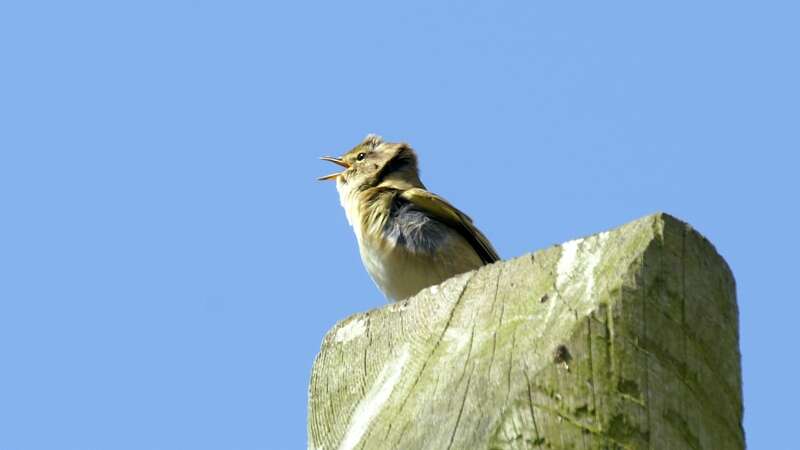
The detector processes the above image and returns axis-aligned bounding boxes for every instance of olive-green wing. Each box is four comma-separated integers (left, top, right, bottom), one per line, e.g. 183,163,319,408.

400,188,500,264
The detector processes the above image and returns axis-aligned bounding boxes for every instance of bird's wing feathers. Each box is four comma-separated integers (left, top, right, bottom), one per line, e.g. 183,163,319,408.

400,188,500,264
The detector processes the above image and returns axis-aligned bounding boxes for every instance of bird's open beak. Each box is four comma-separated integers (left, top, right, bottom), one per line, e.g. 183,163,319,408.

318,156,350,181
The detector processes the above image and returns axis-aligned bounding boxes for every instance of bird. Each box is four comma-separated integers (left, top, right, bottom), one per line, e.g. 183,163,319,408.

318,134,500,301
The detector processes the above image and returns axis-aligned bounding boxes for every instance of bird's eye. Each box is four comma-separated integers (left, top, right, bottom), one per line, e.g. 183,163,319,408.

356,152,366,161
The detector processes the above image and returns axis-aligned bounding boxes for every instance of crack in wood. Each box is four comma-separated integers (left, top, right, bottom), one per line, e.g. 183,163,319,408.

386,272,477,444
523,363,544,449
505,329,517,405
446,362,477,450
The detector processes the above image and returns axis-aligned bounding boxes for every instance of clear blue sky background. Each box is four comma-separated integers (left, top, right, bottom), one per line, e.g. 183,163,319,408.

1,1,797,449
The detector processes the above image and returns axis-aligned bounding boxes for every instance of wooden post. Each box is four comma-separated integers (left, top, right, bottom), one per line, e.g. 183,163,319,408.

308,213,744,449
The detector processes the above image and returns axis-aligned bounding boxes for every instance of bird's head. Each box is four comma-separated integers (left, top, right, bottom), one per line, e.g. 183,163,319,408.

318,134,424,193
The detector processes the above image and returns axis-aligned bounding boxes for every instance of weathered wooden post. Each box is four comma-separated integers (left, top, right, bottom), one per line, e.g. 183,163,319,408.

308,213,744,449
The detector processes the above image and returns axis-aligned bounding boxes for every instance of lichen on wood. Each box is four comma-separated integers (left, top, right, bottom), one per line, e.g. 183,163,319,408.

308,213,744,450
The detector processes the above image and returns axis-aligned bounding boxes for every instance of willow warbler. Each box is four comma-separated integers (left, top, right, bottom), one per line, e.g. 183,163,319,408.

318,135,499,301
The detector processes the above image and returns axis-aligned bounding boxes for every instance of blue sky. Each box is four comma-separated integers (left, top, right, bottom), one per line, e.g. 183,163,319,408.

1,1,798,448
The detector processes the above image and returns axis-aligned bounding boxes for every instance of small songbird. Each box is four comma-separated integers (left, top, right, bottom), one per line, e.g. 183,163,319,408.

318,134,500,301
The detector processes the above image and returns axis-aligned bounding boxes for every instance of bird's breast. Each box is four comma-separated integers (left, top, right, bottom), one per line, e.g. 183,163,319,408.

356,204,484,301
